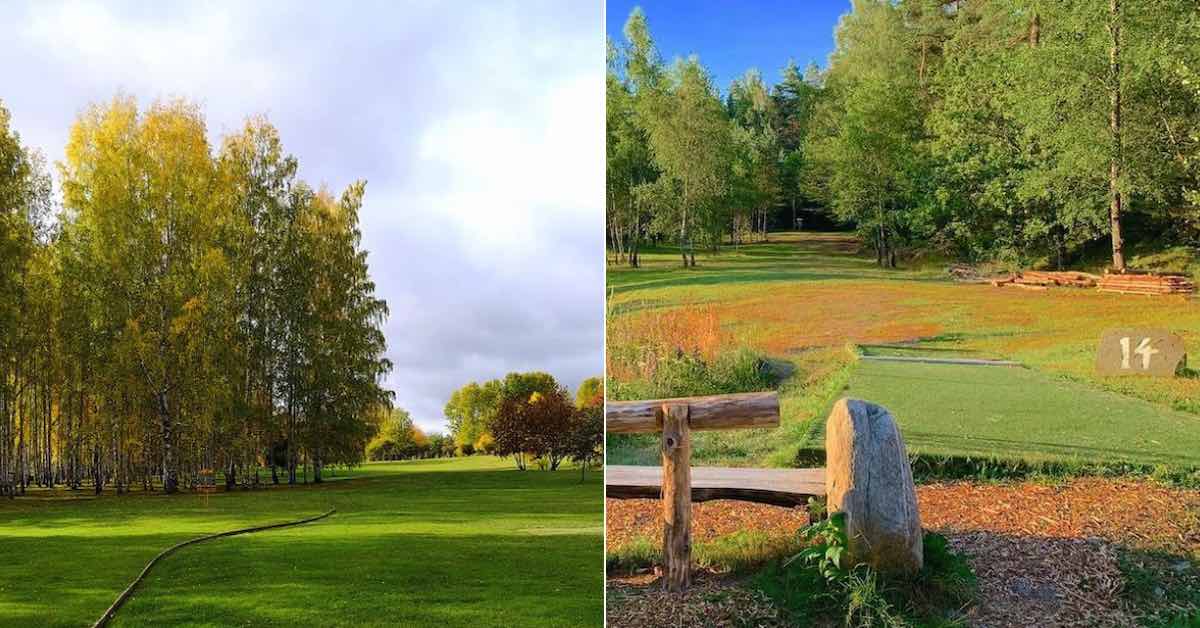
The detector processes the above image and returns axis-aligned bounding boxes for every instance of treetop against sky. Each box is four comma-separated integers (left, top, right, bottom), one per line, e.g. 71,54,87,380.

0,0,603,432
605,1,847,90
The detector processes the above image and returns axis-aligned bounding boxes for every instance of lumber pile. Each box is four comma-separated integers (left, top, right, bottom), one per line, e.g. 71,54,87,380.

1019,270,1100,288
1097,272,1196,296
990,270,1099,289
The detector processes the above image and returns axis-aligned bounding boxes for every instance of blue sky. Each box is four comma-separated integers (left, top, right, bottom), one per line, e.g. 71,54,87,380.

606,1,849,91
1,1,603,433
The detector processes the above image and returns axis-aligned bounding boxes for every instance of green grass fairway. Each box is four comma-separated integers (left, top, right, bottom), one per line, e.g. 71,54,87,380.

0,456,602,627
843,359,1200,465
607,232,1200,470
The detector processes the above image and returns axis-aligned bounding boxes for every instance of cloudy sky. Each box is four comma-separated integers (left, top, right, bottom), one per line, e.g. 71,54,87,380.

1,1,605,433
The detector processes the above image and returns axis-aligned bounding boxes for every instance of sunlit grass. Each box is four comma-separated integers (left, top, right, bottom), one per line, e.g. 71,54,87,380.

0,456,602,627
607,232,1200,468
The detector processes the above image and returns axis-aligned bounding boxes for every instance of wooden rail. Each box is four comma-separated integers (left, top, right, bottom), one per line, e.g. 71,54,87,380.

606,391,780,433
606,465,825,507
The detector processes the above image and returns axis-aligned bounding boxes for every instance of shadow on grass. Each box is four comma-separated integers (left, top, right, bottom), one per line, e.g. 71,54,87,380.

115,531,603,628
0,461,603,628
608,527,1198,628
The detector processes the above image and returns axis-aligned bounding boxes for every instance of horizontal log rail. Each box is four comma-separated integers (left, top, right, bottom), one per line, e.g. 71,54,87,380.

606,465,825,507
605,391,780,433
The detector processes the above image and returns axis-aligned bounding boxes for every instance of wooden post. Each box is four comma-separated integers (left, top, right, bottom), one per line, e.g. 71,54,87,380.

660,403,691,593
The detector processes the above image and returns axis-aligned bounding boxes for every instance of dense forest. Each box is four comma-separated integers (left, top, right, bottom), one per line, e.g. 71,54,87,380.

607,1,1200,270
0,96,391,496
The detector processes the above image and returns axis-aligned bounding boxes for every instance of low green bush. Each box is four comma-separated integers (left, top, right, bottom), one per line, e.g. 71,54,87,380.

755,501,977,628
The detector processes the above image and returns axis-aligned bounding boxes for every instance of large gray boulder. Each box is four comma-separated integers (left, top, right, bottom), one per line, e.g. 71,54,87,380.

824,398,923,573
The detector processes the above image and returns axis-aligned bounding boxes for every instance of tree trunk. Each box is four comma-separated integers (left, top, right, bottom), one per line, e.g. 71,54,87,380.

1108,0,1126,272
629,196,640,268
876,225,885,267
157,391,178,494
92,444,102,495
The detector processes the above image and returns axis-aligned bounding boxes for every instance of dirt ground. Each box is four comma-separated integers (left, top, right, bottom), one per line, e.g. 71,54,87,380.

606,478,1200,627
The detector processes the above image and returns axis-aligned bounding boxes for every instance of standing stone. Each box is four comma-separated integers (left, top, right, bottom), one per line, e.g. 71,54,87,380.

825,398,923,573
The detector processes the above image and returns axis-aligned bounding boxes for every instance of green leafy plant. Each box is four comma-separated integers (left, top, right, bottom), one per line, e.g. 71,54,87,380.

787,502,849,582
760,512,977,628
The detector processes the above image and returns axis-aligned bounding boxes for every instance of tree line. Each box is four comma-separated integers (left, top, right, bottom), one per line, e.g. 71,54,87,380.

444,373,603,476
0,96,391,496
365,408,456,461
607,2,1200,270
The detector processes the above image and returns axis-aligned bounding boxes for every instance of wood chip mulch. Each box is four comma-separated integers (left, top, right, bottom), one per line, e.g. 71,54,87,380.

606,478,1200,628
606,498,811,550
607,572,796,628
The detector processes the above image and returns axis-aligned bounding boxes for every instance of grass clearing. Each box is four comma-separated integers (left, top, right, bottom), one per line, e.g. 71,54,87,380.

0,456,602,627
606,232,1200,470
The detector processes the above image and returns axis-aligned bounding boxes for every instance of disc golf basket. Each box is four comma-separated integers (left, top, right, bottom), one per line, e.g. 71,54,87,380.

197,469,217,506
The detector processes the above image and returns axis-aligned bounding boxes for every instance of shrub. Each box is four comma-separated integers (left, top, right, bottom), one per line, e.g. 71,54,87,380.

610,347,775,401
757,502,976,627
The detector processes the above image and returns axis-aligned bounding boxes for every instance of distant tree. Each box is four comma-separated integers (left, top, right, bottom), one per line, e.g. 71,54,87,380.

499,372,559,403
607,37,656,267
491,384,574,471
805,0,928,267
365,408,430,461
473,432,495,455
728,69,781,244
444,380,501,450
575,377,604,409
566,405,603,482
643,57,732,265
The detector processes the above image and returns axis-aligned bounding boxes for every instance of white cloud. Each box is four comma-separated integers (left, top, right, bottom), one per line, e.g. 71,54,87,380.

20,1,281,102
3,0,605,433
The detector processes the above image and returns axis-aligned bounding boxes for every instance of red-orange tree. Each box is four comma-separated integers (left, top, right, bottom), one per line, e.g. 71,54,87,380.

492,386,576,471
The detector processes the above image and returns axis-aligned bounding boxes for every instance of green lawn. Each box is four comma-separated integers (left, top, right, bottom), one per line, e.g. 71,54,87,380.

842,358,1200,465
607,232,1200,470
0,456,602,627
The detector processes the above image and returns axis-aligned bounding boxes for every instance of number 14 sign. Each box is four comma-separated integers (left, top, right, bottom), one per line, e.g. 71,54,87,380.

1096,329,1187,377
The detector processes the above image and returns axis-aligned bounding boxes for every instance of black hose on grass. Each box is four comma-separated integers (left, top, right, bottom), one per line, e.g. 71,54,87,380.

92,508,336,628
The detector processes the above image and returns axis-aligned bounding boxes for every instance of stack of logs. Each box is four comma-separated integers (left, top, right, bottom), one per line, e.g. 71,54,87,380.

1097,272,1196,296
990,270,1100,291
990,270,1196,296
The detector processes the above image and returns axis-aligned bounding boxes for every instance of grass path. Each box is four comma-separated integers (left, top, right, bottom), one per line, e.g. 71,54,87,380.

0,456,602,627
843,359,1200,465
